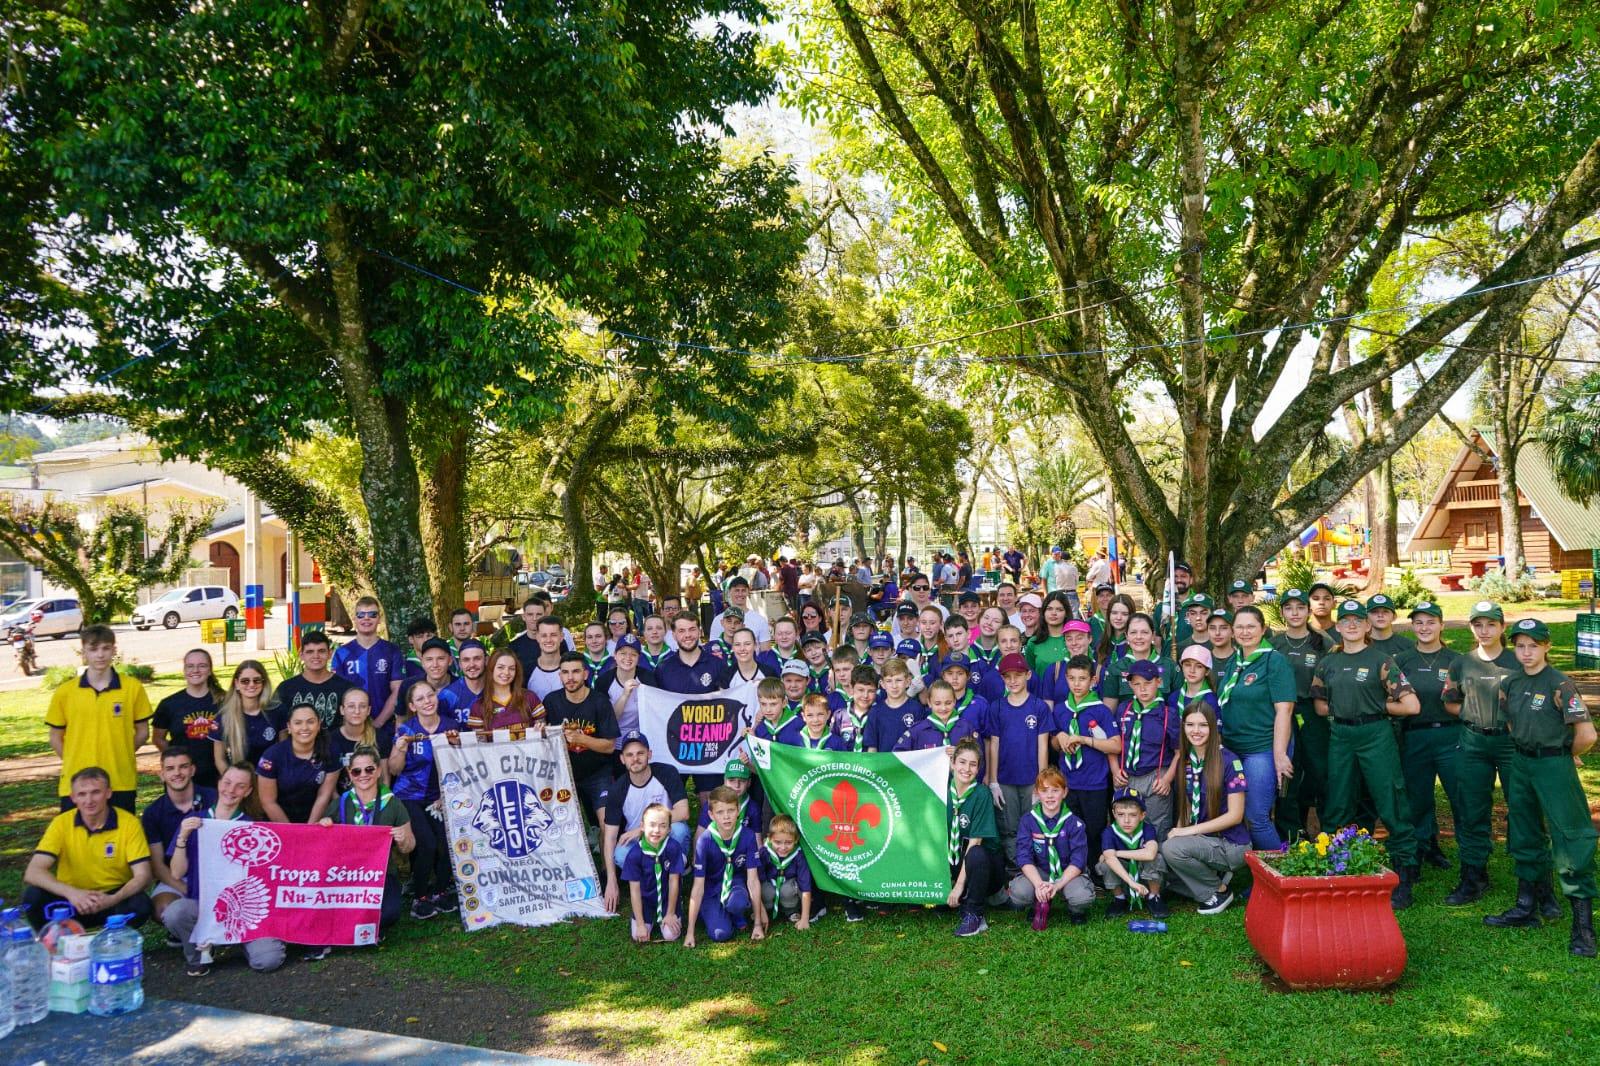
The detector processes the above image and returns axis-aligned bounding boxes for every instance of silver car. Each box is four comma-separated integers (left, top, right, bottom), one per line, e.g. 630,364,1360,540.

131,585,241,630
0,597,83,639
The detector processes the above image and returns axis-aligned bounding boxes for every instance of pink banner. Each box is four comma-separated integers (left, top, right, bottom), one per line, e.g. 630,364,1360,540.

192,821,392,947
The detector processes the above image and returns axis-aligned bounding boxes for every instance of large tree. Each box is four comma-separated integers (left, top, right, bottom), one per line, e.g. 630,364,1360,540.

3,0,804,626
792,0,1600,585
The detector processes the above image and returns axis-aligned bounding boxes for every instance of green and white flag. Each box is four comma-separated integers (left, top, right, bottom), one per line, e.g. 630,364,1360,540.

745,737,951,903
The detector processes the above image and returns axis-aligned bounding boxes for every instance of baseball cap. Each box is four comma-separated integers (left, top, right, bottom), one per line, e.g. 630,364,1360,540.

868,632,893,650
998,652,1030,675
457,638,486,654
1112,787,1147,811
1308,581,1338,597
722,604,745,619
850,612,873,627
1366,593,1395,611
1063,619,1092,635
1183,592,1215,610
726,575,750,589
420,637,453,657
1510,618,1550,642
1207,608,1233,623
1408,601,1442,619
1174,562,1193,575
800,633,826,647
723,757,751,780
1469,600,1504,622
1179,644,1213,669
780,660,809,678
614,634,642,652
895,638,922,657
1278,588,1309,606
619,731,649,751
896,602,919,616
1336,599,1367,620
958,591,981,605
1093,582,1115,593
939,654,972,677
1018,593,1043,609
1228,579,1252,594
1128,659,1163,680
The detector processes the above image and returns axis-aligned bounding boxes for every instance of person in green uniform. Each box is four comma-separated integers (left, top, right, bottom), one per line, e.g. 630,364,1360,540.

1152,562,1194,648
1173,593,1214,653
1024,591,1073,677
1484,618,1597,956
1086,583,1115,646
1217,605,1296,850
1225,579,1256,613
1441,601,1524,907
1393,601,1464,873
1205,608,1238,681
1307,581,1339,636
1364,593,1411,658
947,738,1001,937
1101,614,1179,705
1311,599,1420,909
1271,588,1331,839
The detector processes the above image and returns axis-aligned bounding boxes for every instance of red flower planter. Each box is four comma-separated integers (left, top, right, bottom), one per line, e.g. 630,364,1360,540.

1243,851,1407,990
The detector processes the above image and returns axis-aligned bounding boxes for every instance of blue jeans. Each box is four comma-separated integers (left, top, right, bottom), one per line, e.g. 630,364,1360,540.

613,820,692,870
1240,749,1284,851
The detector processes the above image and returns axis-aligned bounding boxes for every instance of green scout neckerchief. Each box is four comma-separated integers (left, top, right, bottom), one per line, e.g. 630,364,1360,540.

1187,751,1205,823
711,826,738,903
847,710,870,752
927,711,962,743
1123,699,1159,771
638,835,669,924
1060,693,1096,771
764,843,799,916
340,785,393,826
948,780,977,864
1217,647,1268,707
1110,820,1147,907
1032,804,1068,881
800,728,829,750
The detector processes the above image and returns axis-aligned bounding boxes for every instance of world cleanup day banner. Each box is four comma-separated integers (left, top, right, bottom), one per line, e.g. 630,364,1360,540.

745,736,952,903
636,679,759,774
434,733,612,930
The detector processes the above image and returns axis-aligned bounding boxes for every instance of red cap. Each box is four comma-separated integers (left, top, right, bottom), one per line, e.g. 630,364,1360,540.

998,652,1030,676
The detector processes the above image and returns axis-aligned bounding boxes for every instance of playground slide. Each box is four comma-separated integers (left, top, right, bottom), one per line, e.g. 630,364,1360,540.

1298,520,1362,548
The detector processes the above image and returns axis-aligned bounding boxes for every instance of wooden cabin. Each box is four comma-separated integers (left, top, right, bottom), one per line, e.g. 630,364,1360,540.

1406,430,1600,578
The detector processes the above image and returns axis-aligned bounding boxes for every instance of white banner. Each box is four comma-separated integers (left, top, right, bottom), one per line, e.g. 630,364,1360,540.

434,733,612,931
635,679,760,773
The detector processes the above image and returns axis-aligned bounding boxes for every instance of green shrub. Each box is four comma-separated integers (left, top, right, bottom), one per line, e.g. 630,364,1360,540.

41,664,79,690
1384,568,1430,609
1467,569,1538,603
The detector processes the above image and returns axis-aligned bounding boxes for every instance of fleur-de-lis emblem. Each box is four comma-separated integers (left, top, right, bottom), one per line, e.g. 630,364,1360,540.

808,779,881,854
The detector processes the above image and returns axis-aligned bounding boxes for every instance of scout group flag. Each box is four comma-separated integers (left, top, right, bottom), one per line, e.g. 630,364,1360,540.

192,821,391,947
636,680,759,774
433,733,612,930
745,736,951,903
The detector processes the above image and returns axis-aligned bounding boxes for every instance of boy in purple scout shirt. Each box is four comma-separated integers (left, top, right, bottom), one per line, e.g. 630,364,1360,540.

935,655,988,727
776,694,847,751
695,757,762,841
977,626,1026,705
685,786,766,946
869,658,925,750
800,634,832,695
759,814,819,929
1112,658,1181,839
1007,767,1095,926
622,803,687,943
1096,789,1165,918
1050,654,1122,871
777,660,811,730
826,647,858,714
985,652,1053,875
832,665,879,752
897,679,982,753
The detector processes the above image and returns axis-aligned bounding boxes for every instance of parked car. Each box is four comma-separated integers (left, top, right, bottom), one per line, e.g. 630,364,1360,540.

0,597,82,639
131,585,241,630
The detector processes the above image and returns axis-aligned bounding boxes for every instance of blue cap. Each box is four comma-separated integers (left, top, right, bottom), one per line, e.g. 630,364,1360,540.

939,654,972,676
868,632,893,649
457,638,486,654
614,634,642,652
619,730,649,749
895,638,922,657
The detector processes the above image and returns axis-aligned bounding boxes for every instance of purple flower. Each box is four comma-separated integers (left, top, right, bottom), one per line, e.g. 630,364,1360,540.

1334,860,1347,873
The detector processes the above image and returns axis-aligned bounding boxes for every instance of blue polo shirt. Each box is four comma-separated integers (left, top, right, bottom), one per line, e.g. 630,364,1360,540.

255,740,336,822
867,697,926,751
654,650,724,695
140,787,217,859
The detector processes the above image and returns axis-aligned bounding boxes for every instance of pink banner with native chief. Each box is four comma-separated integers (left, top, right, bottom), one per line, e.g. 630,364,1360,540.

191,820,392,947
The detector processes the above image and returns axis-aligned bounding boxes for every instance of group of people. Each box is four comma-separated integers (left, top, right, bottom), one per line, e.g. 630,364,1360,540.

25,559,1598,971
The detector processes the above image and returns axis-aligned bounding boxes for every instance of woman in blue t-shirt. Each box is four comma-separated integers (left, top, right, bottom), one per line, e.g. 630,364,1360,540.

256,704,338,824
387,681,457,921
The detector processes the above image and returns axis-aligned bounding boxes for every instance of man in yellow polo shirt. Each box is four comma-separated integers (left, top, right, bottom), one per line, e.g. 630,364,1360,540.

46,624,151,812
23,766,153,929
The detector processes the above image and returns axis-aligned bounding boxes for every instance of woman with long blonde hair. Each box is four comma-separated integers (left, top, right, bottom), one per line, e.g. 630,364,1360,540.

211,660,277,776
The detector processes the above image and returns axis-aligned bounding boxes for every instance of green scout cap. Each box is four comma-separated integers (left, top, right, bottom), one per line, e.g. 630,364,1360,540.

1408,600,1442,619
1279,587,1309,606
1336,599,1367,620
1182,592,1214,610
1228,580,1252,594
1207,607,1234,623
723,757,751,780
1366,593,1395,611
1509,618,1550,642
1469,600,1504,622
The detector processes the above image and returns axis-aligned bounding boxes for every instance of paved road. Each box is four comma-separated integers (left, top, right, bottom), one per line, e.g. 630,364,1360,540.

3,998,580,1065
2,612,296,691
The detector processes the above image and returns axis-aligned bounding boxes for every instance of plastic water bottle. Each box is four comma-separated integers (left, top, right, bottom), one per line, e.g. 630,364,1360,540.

87,915,144,1017
39,902,84,954
1127,919,1168,933
0,946,11,1041
2,908,49,1025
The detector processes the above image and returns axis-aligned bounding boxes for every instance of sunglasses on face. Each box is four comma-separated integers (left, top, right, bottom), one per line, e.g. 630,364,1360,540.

237,676,265,686
349,765,379,777
910,585,929,591
609,620,628,627
355,610,379,619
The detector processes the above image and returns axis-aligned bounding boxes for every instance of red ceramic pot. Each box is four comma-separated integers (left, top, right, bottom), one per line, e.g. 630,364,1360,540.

1243,850,1407,990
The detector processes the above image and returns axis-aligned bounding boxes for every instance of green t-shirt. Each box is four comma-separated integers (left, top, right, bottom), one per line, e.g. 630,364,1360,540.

1310,644,1412,722
1152,605,1194,652
1104,652,1179,702
1210,649,1238,684
1500,666,1591,750
1024,634,1070,676
1218,646,1297,754
1368,633,1413,660
1445,648,1520,730
952,781,1000,854
1393,646,1463,725
1269,628,1330,706
332,789,411,878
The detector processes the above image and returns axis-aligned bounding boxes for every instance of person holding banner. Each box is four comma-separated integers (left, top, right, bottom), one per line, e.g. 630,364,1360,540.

603,733,691,911
466,648,544,733
324,748,414,935
162,763,285,976
684,786,766,947
948,739,1001,937
256,705,339,826
388,682,457,920
438,639,488,726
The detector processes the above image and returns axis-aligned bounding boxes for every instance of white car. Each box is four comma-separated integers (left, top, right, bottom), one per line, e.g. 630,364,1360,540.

132,585,241,630
0,597,83,639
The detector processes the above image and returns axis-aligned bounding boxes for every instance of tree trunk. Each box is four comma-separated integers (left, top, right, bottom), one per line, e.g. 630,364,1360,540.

843,490,869,561
1368,460,1398,591
418,423,471,625
561,483,595,626
872,491,891,561
896,495,908,569
1498,444,1526,576
793,503,812,556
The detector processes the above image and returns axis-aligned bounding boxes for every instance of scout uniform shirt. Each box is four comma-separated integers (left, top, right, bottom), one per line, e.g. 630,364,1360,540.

1053,695,1118,792
1393,645,1463,725
35,806,151,893
1269,629,1328,711
1217,646,1297,756
1117,698,1181,778
1015,805,1089,876
1445,648,1521,731
46,670,153,799
1184,747,1251,845
949,779,1000,862
1310,645,1412,721
985,693,1054,786
622,835,688,927
1100,652,1179,704
1500,666,1592,753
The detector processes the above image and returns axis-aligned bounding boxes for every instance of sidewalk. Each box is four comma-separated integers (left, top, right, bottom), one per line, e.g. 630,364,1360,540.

3,998,583,1065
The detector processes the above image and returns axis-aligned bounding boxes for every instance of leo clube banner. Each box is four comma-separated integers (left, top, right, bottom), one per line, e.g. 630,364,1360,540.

636,679,759,774
433,732,612,930
745,737,951,904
